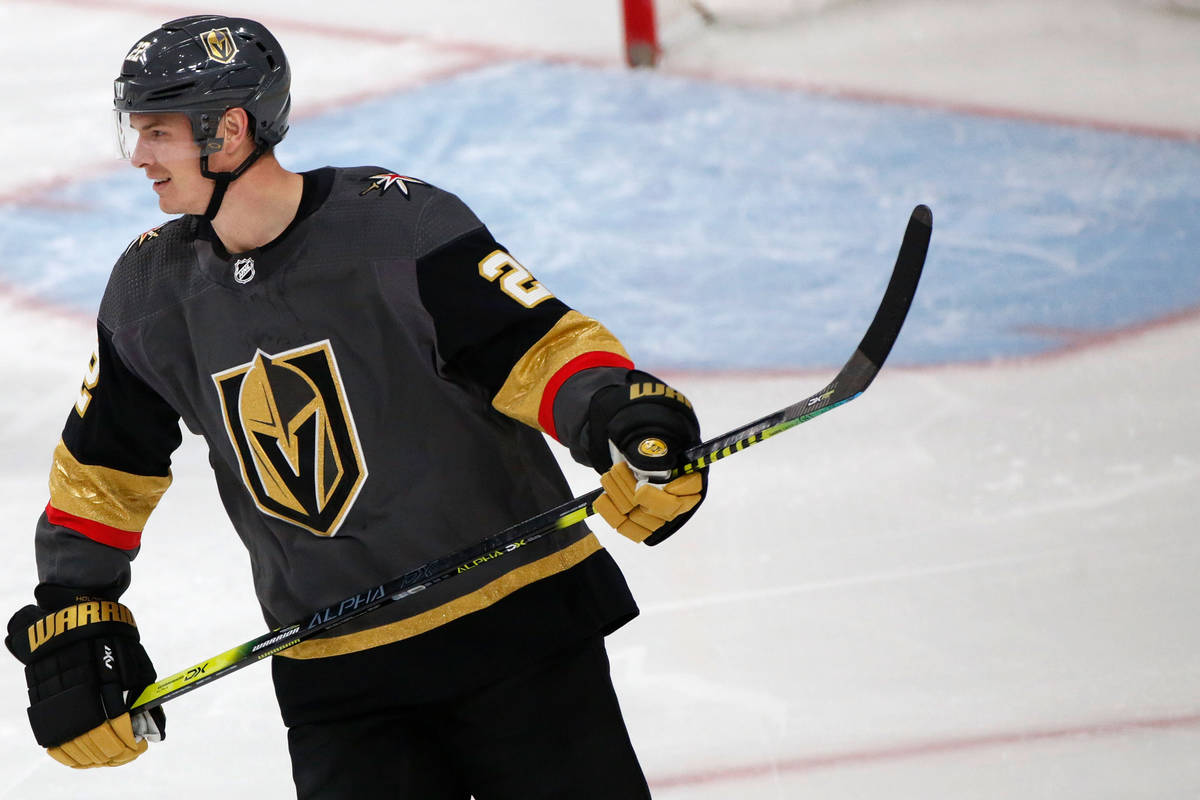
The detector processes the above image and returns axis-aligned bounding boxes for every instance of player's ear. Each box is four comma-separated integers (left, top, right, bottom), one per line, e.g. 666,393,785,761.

219,108,253,152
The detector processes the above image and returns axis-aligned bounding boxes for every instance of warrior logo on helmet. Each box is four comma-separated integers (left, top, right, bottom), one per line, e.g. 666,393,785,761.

200,27,239,64
125,41,151,65
213,340,367,537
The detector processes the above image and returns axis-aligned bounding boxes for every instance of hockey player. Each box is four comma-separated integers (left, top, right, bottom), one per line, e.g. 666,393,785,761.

4,15,708,798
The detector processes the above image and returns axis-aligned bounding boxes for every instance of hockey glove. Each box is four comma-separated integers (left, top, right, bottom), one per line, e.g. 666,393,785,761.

588,371,707,546
5,587,165,769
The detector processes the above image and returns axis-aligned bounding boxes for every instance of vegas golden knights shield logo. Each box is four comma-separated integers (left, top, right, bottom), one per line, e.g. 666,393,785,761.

199,27,239,64
213,341,367,536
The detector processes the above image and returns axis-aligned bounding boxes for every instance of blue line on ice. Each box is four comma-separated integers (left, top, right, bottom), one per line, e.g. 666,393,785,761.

2,61,1196,368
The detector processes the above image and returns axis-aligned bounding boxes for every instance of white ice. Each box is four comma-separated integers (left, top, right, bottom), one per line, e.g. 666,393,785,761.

1,1,1198,798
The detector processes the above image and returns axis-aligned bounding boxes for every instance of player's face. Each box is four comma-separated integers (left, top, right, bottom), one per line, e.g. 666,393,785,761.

125,113,210,214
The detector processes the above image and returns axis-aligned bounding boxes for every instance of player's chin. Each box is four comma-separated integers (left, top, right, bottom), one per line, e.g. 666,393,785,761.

154,191,187,215
151,179,182,213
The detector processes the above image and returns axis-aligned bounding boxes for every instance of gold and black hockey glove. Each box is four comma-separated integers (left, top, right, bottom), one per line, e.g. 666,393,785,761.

5,586,165,768
588,370,707,545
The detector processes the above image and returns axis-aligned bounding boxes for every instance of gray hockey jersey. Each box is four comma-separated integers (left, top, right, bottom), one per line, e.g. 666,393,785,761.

35,166,639,668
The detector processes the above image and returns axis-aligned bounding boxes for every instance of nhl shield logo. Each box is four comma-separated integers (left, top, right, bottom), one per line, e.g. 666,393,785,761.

233,257,255,284
199,27,239,64
213,340,367,536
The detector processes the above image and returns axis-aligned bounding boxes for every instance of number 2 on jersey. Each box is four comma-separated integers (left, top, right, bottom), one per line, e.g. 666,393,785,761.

75,350,100,417
478,250,554,308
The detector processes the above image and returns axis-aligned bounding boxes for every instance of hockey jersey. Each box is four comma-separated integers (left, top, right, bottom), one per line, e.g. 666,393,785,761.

35,166,640,678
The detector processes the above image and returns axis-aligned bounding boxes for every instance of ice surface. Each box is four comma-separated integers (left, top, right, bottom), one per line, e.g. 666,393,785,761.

7,60,1198,368
0,1,1197,798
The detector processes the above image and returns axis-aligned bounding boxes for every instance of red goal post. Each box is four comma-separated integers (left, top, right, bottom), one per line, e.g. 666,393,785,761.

622,0,661,67
623,0,849,67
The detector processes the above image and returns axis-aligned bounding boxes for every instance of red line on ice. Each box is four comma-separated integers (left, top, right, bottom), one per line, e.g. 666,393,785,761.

649,711,1200,789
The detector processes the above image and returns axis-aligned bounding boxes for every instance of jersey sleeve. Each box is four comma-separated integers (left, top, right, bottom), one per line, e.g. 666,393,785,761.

413,190,633,461
35,320,182,599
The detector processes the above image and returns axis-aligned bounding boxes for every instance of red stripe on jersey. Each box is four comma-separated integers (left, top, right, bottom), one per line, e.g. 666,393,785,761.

538,352,634,441
45,503,142,551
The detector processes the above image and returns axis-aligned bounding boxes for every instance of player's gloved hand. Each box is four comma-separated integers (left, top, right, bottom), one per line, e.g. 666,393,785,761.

5,588,165,768
587,370,707,545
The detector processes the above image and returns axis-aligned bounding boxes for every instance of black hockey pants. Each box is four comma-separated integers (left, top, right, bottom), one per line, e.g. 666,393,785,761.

273,636,652,799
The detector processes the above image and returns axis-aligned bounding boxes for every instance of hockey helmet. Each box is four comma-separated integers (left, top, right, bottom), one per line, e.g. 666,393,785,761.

113,15,291,158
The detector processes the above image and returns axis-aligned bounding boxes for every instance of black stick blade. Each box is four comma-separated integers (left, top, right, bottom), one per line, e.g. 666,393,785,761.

856,204,932,370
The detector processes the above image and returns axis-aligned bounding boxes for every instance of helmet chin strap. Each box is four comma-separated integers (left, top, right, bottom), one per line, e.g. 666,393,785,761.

200,144,267,221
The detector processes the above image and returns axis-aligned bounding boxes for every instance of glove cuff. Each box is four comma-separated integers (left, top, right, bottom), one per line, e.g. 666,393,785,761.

586,370,700,473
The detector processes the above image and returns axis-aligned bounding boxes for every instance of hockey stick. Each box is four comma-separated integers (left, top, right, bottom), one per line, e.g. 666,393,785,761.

131,204,931,712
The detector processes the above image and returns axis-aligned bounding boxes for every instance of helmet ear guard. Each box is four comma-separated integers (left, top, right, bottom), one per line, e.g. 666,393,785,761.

197,106,259,157
196,111,227,154
194,107,270,156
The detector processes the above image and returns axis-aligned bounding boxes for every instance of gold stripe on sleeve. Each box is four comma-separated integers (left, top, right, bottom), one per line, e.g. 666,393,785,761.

48,440,172,533
491,310,630,430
